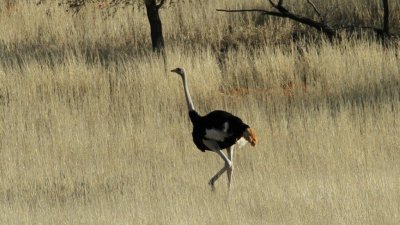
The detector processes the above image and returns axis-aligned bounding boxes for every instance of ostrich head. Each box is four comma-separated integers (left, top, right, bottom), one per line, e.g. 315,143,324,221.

171,67,185,77
243,127,258,147
171,67,195,111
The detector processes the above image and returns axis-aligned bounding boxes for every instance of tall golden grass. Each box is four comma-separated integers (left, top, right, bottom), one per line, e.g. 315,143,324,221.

0,1,399,224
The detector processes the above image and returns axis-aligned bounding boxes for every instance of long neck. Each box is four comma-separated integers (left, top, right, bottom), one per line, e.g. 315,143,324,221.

181,73,195,111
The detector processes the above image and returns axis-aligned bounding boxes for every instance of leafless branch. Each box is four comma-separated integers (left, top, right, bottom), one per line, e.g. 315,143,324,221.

270,0,284,7
156,0,166,10
268,0,277,8
217,0,397,41
216,7,336,38
269,0,289,14
306,0,323,21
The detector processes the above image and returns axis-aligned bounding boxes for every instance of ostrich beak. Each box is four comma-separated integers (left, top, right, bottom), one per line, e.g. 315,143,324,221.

171,68,178,73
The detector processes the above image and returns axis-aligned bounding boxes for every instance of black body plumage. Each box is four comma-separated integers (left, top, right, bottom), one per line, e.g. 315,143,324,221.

189,110,249,152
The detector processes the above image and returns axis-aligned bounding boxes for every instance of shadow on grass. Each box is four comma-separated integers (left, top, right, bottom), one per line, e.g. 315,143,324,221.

0,40,150,70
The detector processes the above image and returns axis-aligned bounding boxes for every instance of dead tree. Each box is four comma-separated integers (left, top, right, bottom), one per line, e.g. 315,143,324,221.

217,0,395,41
144,0,166,52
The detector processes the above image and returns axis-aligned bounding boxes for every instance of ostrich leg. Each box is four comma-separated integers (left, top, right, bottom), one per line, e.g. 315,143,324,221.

203,140,232,190
226,146,234,189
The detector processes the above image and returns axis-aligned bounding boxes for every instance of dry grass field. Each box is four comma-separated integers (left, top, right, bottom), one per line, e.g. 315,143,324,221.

0,1,399,224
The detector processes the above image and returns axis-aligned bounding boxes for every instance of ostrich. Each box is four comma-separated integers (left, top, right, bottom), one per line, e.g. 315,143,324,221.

171,67,257,190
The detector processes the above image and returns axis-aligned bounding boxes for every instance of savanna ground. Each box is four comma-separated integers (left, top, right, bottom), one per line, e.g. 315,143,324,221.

0,0,399,224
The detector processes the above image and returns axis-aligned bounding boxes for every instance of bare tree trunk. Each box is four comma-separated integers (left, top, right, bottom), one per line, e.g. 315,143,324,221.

382,0,389,35
144,0,165,52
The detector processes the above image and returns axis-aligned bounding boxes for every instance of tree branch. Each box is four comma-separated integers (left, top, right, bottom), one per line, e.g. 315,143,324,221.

156,0,166,10
217,1,398,41
269,0,289,14
268,0,284,8
216,8,336,38
306,0,323,21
